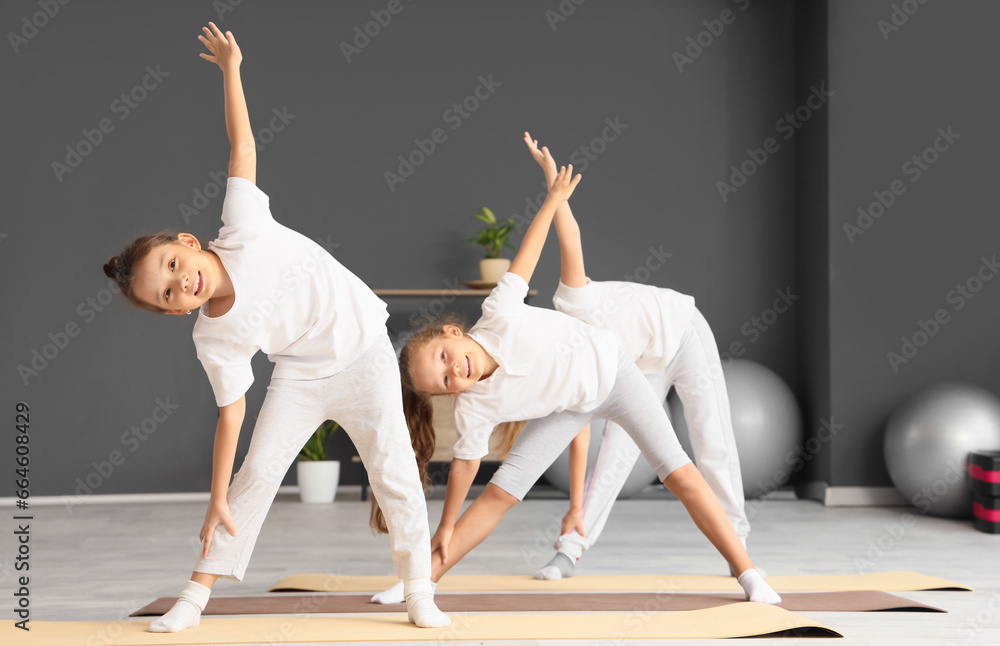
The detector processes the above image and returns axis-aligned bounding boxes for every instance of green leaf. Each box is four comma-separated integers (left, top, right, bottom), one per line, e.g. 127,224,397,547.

480,207,497,224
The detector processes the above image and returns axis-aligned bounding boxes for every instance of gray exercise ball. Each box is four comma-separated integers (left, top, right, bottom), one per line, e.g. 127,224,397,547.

884,383,1000,518
543,418,660,498
668,359,802,498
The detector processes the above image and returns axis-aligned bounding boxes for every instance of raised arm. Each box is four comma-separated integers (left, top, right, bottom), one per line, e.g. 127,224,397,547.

524,132,587,288
507,158,582,285
199,22,256,184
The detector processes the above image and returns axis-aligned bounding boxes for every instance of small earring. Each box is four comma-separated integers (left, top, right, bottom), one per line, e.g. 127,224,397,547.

186,311,192,315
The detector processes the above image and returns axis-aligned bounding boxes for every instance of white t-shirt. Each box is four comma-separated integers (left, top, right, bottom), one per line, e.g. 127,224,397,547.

451,272,619,460
192,177,388,407
552,279,696,376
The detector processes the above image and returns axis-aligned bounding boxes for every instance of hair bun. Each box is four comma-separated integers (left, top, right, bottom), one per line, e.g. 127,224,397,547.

103,256,120,279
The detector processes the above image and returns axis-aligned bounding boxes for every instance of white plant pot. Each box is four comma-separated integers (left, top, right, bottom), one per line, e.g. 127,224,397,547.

296,460,340,503
479,258,511,283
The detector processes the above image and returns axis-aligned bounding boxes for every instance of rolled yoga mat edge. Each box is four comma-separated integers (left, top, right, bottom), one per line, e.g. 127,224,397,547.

6,604,843,644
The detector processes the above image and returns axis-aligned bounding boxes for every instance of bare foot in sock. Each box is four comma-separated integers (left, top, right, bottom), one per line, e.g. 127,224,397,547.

737,568,781,604
406,592,450,628
534,552,576,580
147,580,211,633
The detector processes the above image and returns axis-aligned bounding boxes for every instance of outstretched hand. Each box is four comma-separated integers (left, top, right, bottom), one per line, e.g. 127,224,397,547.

547,164,582,203
524,131,558,182
198,22,242,71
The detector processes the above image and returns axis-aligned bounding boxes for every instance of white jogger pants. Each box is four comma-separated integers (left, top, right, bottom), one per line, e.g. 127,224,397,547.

557,308,749,559
193,334,431,581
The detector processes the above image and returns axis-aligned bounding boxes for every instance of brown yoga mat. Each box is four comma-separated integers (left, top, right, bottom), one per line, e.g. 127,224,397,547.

132,589,943,617
6,604,842,644
270,571,972,593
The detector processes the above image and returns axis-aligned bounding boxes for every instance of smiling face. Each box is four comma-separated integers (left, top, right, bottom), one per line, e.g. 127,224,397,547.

132,234,214,314
409,325,492,395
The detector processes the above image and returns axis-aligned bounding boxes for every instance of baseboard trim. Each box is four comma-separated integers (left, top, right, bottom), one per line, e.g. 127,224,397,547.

0,485,366,508
795,482,909,507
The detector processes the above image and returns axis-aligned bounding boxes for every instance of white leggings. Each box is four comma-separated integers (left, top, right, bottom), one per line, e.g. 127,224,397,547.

491,345,693,501
559,309,749,559
193,334,431,581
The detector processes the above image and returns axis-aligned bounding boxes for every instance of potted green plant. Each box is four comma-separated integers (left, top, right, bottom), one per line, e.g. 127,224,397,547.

467,207,517,284
296,420,341,503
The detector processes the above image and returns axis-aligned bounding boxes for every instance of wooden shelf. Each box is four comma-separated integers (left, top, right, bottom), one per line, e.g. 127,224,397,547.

373,289,537,297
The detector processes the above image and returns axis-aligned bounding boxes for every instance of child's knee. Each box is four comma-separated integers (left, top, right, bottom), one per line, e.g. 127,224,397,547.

483,483,519,510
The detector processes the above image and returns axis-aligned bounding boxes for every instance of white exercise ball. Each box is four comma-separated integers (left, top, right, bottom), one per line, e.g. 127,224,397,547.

884,383,1000,518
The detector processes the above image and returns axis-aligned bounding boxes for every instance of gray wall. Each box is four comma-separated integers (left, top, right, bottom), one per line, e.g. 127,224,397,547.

2,0,799,495
823,0,1000,486
16,0,994,498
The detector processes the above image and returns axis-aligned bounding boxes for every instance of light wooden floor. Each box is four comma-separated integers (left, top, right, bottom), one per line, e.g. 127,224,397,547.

4,487,999,645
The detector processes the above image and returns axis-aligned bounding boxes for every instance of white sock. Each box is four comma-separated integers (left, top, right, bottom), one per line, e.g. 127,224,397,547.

147,580,211,633
534,552,576,580
370,579,431,605
737,568,781,604
404,577,450,628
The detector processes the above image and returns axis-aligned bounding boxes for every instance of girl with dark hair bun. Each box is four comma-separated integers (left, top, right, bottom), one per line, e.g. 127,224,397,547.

106,22,449,633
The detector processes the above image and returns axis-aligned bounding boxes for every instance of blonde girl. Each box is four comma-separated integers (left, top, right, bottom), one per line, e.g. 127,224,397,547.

371,138,780,605
103,23,448,632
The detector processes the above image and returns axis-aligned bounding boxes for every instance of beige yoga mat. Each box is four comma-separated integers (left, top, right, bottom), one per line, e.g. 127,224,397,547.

132,590,944,617
270,570,971,593
3,604,841,644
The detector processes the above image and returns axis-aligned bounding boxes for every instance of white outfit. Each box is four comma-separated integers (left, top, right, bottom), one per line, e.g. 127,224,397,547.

190,178,430,582
193,177,389,407
452,272,619,461
551,280,748,560
453,273,692,495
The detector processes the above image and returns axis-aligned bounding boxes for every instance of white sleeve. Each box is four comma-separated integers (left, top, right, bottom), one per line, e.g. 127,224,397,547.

551,278,599,318
220,177,272,228
452,410,495,461
481,272,530,318
196,340,256,407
